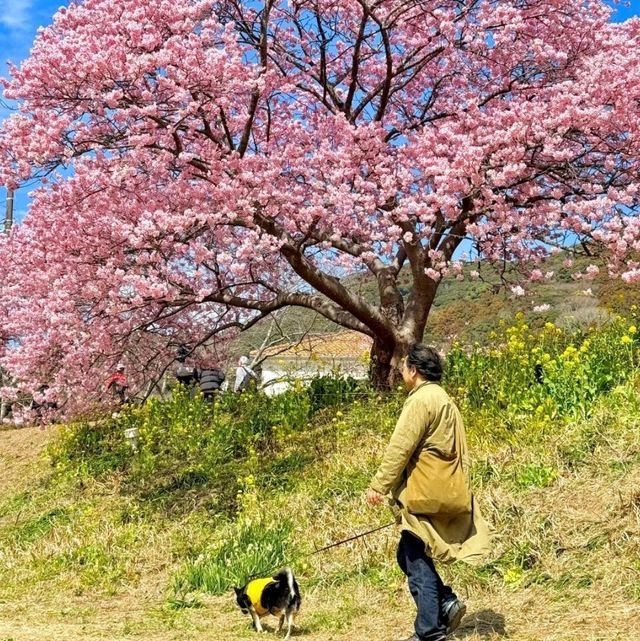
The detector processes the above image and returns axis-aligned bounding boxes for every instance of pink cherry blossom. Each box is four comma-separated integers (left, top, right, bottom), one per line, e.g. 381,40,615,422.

0,0,638,412
585,265,601,280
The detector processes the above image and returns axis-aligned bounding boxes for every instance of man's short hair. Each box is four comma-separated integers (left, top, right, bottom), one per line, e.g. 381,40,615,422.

406,344,443,381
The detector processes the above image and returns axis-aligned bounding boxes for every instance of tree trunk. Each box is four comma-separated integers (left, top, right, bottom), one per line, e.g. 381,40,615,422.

368,274,438,390
369,335,421,391
369,337,395,390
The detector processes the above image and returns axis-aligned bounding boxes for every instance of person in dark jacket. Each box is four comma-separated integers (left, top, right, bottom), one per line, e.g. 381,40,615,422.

197,367,226,402
174,345,198,389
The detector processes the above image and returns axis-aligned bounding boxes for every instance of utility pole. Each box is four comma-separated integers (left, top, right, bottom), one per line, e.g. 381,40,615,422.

4,188,14,233
1,188,14,419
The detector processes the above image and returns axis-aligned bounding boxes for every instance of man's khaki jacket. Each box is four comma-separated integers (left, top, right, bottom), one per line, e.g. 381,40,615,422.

370,381,492,564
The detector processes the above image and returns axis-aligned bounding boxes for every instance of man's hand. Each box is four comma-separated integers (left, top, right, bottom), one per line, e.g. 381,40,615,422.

366,488,384,506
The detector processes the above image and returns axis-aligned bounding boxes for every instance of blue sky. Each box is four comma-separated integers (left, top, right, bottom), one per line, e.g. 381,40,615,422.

0,0,67,223
1,0,639,225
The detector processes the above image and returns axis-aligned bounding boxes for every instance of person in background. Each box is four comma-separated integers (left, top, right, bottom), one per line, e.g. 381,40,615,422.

197,366,226,403
234,355,258,393
367,344,491,641
105,363,128,405
175,345,198,389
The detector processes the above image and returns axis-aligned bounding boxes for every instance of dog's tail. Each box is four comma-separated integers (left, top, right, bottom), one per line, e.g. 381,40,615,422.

274,567,300,605
273,567,294,591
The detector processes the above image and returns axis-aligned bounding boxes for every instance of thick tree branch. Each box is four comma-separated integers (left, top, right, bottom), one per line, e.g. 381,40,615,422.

253,210,395,342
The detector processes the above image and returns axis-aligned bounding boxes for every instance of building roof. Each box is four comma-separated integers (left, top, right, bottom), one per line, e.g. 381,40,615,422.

255,330,373,361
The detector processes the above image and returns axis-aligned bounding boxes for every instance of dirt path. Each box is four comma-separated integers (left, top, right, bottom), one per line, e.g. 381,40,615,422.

0,587,638,641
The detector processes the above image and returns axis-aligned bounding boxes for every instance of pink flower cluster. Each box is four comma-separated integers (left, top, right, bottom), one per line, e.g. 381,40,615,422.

0,0,638,416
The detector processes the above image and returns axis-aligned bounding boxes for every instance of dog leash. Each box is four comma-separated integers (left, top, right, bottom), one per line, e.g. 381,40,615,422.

246,521,395,582
309,521,395,555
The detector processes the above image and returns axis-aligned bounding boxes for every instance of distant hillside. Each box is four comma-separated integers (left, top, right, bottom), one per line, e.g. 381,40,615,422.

230,250,640,361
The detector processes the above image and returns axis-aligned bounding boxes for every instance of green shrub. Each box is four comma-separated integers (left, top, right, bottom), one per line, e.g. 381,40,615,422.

172,518,294,596
49,418,130,476
307,374,369,413
445,311,639,421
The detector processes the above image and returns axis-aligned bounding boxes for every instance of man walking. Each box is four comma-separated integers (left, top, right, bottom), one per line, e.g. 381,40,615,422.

367,344,491,641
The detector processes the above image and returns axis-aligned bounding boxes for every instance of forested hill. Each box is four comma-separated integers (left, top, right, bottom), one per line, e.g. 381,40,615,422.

231,251,640,358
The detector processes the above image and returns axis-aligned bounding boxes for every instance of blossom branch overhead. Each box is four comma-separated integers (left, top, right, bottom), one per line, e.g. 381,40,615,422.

0,0,638,410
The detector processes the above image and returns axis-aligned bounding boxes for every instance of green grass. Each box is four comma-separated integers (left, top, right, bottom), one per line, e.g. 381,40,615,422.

172,518,294,596
11,507,72,544
0,319,638,639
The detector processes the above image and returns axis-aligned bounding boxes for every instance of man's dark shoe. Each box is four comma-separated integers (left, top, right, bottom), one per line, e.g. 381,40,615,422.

394,635,446,641
442,598,467,634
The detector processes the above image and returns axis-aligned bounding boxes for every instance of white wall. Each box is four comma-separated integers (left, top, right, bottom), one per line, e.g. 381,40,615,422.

259,358,368,396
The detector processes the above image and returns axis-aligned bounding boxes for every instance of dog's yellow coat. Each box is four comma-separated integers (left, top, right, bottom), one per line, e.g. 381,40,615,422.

245,577,273,616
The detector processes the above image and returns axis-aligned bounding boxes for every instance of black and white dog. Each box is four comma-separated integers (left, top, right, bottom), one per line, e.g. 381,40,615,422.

234,567,301,639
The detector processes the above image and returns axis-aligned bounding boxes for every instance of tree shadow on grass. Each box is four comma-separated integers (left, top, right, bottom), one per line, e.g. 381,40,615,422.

453,609,507,639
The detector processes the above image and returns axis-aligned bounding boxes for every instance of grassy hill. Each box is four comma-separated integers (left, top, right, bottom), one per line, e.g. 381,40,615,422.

1,314,639,641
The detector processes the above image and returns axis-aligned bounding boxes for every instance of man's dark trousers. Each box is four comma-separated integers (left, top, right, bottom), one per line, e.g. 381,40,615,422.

396,530,453,641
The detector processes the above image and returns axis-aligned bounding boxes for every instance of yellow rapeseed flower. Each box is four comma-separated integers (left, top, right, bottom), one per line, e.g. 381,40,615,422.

621,335,633,345
629,325,637,335
562,345,578,358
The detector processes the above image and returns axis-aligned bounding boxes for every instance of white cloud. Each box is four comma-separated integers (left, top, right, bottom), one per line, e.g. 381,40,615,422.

0,0,34,30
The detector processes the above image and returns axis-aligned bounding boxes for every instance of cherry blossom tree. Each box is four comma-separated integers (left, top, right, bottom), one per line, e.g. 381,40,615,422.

0,0,639,411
